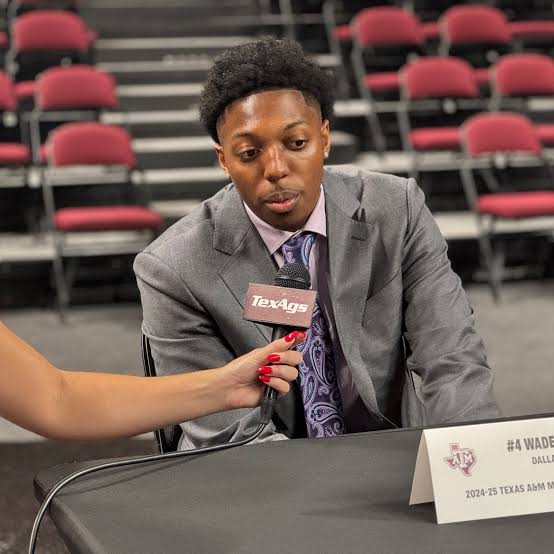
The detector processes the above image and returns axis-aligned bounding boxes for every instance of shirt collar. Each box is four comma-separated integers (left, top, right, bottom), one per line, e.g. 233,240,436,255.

244,185,326,256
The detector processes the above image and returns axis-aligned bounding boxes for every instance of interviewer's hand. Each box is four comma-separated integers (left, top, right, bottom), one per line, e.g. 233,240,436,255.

221,331,304,410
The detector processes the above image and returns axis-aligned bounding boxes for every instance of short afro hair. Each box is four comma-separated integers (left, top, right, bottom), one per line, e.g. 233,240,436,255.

199,37,335,143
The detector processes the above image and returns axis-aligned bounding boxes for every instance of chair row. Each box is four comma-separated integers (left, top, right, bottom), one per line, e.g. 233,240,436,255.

396,54,554,153
15,115,554,309
0,64,117,168
40,114,554,308
355,53,554,152
287,1,554,23
329,3,554,47
330,4,554,101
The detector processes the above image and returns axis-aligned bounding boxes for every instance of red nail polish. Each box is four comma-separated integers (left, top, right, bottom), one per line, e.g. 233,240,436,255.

285,330,298,342
259,375,271,383
298,331,306,341
267,354,280,362
258,366,273,375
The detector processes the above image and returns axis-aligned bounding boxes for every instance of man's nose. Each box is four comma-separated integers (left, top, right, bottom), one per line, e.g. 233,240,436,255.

263,146,289,182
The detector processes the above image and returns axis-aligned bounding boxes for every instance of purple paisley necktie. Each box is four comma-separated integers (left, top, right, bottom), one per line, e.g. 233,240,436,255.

281,232,345,437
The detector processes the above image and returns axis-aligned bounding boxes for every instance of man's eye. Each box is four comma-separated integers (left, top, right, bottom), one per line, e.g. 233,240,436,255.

239,149,258,160
290,139,307,149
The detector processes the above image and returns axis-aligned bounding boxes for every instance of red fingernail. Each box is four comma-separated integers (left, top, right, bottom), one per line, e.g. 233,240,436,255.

259,375,271,383
258,366,273,375
285,330,298,342
298,331,306,341
267,354,280,362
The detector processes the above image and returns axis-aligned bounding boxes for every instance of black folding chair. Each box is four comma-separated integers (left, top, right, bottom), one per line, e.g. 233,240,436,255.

141,333,183,453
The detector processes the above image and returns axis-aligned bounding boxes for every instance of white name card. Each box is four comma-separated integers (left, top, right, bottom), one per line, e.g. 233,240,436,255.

409,416,554,524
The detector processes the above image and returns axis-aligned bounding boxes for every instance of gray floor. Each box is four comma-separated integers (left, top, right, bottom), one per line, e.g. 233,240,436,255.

1,280,553,443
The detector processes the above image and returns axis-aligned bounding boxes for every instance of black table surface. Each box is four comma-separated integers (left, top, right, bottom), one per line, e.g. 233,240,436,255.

35,427,554,554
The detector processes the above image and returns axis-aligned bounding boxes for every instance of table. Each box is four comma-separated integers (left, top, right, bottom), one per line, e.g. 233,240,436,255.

34,428,554,554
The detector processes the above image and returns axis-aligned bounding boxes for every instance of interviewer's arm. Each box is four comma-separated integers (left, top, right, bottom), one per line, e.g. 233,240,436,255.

0,321,300,440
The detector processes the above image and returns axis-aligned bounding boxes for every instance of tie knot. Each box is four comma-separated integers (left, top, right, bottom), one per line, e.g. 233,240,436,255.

280,232,316,268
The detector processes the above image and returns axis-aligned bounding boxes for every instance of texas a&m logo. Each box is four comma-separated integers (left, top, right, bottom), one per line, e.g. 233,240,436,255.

444,443,477,476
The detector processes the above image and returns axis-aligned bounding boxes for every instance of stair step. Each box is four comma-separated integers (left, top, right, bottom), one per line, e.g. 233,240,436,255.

96,36,252,62
84,2,261,37
102,109,204,138
99,60,211,85
115,83,204,109
84,11,324,38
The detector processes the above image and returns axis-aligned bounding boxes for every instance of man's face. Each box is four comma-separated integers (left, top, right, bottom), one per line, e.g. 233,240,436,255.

215,89,330,231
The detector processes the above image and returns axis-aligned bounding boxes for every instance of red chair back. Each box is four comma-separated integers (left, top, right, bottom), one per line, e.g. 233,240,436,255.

463,113,542,157
494,54,554,97
48,122,137,168
443,5,511,46
36,65,117,110
12,10,90,52
403,57,479,99
352,7,423,48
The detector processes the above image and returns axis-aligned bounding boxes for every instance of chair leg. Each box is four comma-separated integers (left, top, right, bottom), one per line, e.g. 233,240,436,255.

478,233,502,303
366,112,387,155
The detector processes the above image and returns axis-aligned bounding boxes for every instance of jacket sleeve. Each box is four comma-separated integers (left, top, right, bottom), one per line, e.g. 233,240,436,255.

133,250,288,449
401,179,499,424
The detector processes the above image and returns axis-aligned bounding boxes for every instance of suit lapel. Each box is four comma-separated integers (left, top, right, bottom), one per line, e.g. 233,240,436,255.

214,187,276,343
324,170,379,414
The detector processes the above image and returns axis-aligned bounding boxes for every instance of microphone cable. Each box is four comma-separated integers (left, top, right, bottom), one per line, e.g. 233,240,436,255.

29,421,268,554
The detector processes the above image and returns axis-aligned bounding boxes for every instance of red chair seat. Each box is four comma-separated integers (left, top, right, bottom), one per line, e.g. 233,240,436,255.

477,191,554,218
536,124,554,146
509,21,554,39
14,80,36,100
474,68,490,87
409,127,461,150
333,24,352,42
0,143,31,165
421,22,439,41
54,206,163,231
364,71,399,92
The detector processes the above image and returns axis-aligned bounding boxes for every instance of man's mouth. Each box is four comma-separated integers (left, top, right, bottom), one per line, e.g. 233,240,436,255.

264,192,299,214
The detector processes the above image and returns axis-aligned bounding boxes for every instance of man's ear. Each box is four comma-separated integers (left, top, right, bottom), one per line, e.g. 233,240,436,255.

321,119,331,156
214,144,230,178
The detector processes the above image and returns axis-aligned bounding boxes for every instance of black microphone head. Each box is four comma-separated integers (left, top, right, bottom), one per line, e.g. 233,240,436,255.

275,262,311,290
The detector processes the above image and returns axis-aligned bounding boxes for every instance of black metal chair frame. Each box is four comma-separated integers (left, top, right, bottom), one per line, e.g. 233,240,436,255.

141,333,183,453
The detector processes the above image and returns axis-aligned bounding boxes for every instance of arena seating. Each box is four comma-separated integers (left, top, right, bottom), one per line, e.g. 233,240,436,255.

460,112,554,300
0,0,552,307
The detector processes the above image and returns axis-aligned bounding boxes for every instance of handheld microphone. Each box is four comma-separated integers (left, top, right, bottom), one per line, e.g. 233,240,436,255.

261,263,312,422
242,262,315,424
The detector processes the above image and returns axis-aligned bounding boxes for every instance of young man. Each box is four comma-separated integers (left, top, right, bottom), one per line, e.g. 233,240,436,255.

134,38,498,449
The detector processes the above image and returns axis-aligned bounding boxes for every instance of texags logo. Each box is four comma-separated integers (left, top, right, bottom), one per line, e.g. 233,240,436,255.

444,443,477,476
251,295,308,314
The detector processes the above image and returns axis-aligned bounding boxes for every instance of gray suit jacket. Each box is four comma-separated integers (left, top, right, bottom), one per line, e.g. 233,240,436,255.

134,166,498,449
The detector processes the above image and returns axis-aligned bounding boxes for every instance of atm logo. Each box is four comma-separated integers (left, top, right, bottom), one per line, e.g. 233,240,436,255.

251,295,308,314
444,443,477,476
